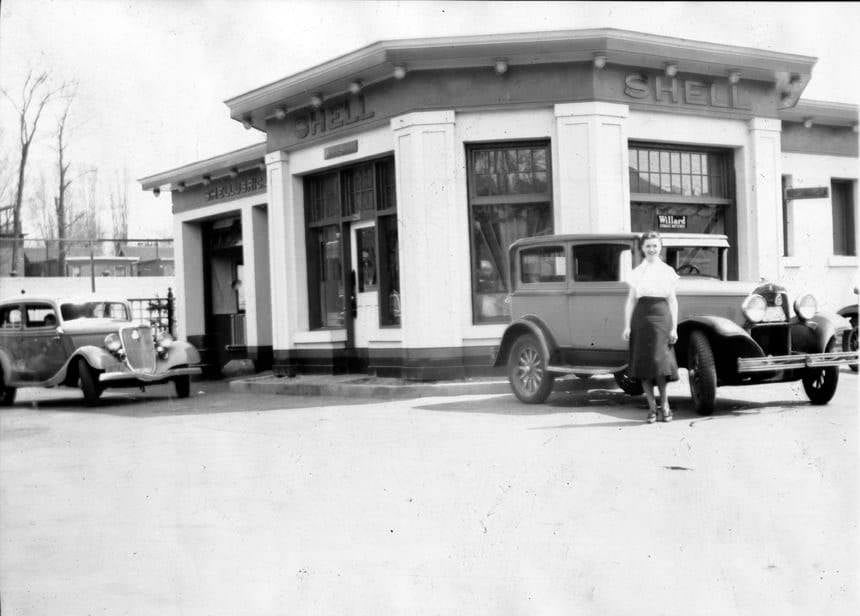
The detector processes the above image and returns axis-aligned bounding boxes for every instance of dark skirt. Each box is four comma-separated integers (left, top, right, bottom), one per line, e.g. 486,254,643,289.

629,297,679,382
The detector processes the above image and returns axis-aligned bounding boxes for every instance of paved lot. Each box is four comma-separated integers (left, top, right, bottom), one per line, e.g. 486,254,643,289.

1,371,858,615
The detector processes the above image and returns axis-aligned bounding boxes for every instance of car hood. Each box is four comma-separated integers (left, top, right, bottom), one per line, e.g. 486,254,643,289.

60,318,140,335
676,279,757,297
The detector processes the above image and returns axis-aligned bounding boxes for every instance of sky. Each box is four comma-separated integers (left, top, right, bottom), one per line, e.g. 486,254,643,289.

1,0,858,238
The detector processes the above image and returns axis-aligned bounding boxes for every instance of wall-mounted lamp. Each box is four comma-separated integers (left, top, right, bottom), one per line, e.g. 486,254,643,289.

349,80,364,95
257,162,266,170
152,187,160,198
273,107,288,120
494,59,508,75
201,175,211,186
241,116,253,130
228,167,239,178
728,70,742,84
664,63,678,78
393,65,407,80
310,93,324,108
592,54,607,70
789,73,802,85
802,117,813,129
176,182,186,193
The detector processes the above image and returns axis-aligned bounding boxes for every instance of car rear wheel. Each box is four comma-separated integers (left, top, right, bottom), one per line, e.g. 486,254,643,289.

78,358,103,406
174,375,191,399
614,368,643,396
0,369,16,407
688,331,717,416
803,338,839,405
508,334,554,404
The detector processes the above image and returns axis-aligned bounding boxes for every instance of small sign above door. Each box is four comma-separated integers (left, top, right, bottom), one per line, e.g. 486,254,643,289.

785,186,829,200
324,140,359,160
658,214,687,230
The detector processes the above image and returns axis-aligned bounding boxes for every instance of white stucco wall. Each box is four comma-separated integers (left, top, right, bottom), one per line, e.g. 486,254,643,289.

780,152,859,311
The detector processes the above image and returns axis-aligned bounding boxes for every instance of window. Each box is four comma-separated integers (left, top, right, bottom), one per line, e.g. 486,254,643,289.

665,246,722,279
520,246,565,284
304,156,398,329
572,244,624,282
468,142,552,323
25,304,57,328
629,142,736,279
832,179,856,256
1,306,22,328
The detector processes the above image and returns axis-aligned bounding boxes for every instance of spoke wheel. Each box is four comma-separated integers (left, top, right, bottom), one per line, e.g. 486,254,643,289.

507,334,553,404
803,338,839,405
688,331,717,416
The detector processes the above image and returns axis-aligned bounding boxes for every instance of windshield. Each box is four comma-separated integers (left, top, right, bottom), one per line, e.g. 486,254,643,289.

663,246,723,279
60,301,130,321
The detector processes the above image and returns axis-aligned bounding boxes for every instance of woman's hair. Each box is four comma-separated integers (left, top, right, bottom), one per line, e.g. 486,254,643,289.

638,231,663,254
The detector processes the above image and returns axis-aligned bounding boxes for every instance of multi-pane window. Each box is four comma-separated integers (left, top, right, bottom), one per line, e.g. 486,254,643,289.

468,142,553,323
305,157,399,329
629,142,736,279
831,179,856,256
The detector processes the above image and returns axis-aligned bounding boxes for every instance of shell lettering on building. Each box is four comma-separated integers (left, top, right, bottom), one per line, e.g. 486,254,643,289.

294,94,375,140
624,73,751,110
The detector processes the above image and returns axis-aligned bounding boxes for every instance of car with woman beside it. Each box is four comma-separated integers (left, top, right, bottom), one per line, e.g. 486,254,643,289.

492,233,858,414
0,296,201,405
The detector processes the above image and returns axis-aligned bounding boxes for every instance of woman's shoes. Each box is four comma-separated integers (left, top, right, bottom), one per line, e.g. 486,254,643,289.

647,403,657,423
661,405,673,422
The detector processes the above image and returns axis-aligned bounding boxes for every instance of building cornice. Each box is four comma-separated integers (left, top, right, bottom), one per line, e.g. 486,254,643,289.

779,99,858,127
138,142,267,191
225,28,817,129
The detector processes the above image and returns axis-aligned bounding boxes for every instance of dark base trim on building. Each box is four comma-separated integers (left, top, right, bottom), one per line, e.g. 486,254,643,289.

188,334,272,376
273,345,504,381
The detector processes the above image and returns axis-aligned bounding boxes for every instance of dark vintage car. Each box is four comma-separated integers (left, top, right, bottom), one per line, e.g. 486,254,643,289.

0,296,201,405
493,233,858,414
837,285,858,372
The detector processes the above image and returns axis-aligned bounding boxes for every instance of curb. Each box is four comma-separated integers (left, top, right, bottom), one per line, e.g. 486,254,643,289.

228,377,513,399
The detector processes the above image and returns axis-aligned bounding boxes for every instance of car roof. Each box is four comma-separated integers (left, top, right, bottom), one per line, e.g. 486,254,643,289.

510,232,729,250
0,296,130,307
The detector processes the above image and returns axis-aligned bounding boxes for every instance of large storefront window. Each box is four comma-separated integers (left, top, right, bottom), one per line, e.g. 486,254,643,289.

629,143,736,278
305,157,399,329
467,142,552,323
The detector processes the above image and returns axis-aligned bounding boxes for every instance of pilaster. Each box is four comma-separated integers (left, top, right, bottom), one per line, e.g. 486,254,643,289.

554,102,631,234
742,117,783,281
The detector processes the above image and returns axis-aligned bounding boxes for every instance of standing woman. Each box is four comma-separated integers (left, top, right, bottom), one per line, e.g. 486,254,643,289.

623,231,680,422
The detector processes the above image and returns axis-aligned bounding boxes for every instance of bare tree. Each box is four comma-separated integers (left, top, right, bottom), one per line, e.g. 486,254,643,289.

0,70,63,272
109,168,129,242
25,172,56,240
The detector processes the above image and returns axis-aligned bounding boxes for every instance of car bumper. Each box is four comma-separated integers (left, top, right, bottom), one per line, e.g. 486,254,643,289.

737,351,859,373
99,366,201,383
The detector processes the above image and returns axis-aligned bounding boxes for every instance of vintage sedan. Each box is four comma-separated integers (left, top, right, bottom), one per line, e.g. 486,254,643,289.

493,233,857,414
0,296,201,405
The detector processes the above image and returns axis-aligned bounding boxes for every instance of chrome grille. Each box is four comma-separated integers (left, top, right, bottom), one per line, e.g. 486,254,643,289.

120,325,156,373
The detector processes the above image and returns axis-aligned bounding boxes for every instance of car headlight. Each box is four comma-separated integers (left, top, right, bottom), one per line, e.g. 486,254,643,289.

104,333,126,359
794,294,817,320
155,331,174,347
742,293,767,323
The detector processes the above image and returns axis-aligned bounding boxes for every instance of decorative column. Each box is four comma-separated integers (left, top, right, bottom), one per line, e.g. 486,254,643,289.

554,102,631,234
174,218,204,341
391,110,463,375
742,118,783,281
240,203,271,353
265,150,305,374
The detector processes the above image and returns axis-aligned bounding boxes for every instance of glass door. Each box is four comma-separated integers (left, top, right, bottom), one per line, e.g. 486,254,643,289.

350,221,378,348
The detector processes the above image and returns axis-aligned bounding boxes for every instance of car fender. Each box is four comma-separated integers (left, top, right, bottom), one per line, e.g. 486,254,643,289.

837,304,858,321
162,341,201,369
493,315,558,367
676,316,763,377
794,312,852,353
70,345,116,372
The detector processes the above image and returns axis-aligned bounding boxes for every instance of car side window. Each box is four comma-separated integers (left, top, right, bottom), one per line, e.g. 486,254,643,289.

1,306,22,329
519,246,566,284
572,244,625,282
24,304,58,328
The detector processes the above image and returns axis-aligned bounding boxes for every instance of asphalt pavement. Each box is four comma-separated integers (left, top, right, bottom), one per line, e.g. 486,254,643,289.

1,370,857,615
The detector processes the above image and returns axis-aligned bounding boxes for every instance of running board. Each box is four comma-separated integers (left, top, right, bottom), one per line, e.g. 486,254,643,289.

547,364,627,375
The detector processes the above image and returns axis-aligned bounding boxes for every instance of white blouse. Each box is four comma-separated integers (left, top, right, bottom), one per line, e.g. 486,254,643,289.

627,259,679,299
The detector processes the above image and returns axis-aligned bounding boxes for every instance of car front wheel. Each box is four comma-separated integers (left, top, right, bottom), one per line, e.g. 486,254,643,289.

847,317,858,372
174,375,191,399
78,358,103,406
803,338,839,405
508,334,554,404
688,331,717,416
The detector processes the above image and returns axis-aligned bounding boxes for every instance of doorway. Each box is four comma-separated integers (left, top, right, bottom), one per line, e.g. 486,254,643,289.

350,220,378,349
